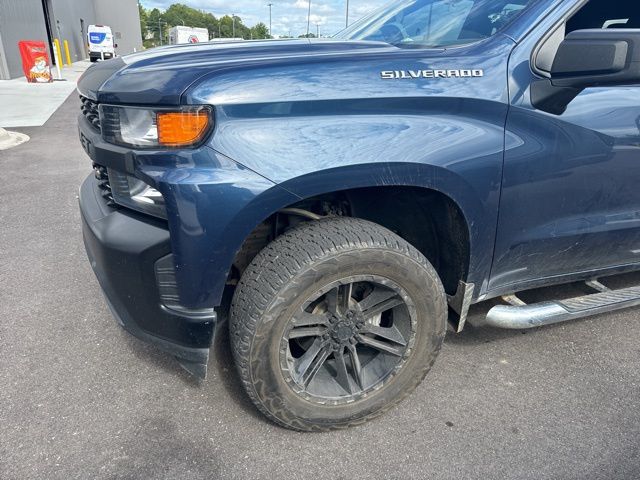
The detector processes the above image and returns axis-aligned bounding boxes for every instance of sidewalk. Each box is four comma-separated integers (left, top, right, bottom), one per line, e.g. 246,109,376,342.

0,60,90,128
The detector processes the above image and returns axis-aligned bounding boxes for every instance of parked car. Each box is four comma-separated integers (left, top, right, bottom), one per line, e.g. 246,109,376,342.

77,0,640,431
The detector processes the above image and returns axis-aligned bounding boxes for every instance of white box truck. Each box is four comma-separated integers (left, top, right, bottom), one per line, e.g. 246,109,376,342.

168,26,209,45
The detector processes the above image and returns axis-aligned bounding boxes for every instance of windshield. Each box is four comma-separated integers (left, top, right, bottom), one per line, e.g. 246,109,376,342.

336,0,536,48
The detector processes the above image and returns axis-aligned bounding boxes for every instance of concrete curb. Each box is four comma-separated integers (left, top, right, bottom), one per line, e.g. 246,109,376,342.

0,127,30,150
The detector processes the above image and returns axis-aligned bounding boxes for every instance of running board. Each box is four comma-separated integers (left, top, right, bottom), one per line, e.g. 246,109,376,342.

484,283,640,329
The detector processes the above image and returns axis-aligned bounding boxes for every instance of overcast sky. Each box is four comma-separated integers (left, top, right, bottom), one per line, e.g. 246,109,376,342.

139,0,389,37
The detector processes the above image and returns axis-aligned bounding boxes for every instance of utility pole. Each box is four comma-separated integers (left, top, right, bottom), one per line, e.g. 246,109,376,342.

232,14,236,38
268,3,273,38
314,22,319,38
306,0,311,37
158,19,163,45
345,0,349,28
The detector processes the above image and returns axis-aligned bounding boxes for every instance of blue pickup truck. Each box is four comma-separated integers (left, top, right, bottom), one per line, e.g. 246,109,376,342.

77,0,640,431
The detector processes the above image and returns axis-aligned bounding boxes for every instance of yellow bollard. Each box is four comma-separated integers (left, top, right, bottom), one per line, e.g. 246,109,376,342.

63,40,72,66
53,39,63,69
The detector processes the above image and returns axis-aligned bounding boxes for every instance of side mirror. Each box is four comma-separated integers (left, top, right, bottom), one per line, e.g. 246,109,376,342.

532,29,640,115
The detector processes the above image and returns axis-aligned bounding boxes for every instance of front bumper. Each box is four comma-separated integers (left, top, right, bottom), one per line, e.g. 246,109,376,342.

89,52,113,59
79,174,216,378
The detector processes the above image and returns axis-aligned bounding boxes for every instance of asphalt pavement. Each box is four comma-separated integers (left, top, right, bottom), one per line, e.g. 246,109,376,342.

1,94,639,479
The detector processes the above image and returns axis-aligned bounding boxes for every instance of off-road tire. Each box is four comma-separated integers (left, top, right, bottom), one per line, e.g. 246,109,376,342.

230,217,447,431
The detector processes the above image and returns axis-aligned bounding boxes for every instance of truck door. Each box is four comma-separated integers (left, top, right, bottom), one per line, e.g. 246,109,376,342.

490,0,640,291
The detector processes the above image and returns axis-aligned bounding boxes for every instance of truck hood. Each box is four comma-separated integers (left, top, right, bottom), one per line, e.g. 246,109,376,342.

77,39,398,105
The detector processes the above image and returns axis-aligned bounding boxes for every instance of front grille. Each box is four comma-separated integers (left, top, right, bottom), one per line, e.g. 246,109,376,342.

80,95,101,131
93,163,116,207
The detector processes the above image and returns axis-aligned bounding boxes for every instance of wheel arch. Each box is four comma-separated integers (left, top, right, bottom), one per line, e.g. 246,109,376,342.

226,162,486,299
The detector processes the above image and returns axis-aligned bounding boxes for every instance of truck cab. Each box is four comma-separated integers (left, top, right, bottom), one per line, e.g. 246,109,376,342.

77,0,640,431
87,24,115,62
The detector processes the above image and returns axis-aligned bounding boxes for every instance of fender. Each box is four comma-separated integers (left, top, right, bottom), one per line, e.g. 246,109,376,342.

206,95,510,298
156,34,522,308
150,106,509,308
146,152,499,310
270,161,494,290
173,111,511,307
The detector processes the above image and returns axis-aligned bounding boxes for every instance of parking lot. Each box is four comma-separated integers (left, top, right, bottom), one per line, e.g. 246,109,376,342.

1,94,639,479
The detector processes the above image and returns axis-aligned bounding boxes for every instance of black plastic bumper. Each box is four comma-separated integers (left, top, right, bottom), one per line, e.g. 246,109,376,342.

89,52,113,59
79,174,216,378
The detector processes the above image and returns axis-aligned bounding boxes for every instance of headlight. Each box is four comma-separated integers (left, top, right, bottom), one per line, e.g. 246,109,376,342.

100,105,212,149
108,168,167,219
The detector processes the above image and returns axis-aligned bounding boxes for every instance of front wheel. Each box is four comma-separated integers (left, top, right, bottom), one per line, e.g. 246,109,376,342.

230,217,447,431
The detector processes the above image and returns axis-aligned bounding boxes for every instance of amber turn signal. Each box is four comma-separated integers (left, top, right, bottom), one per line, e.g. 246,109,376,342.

157,111,210,147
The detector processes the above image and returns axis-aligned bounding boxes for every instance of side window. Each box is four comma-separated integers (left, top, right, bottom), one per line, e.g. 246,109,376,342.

535,1,640,74
566,1,640,32
339,0,535,48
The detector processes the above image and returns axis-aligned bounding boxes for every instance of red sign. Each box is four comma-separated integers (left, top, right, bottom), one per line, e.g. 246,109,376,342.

18,41,53,83
188,35,199,43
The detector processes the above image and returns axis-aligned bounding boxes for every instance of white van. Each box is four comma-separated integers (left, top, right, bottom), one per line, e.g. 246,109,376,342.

87,25,115,62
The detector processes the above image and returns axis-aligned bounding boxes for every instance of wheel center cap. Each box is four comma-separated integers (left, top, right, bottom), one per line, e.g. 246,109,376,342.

332,321,355,343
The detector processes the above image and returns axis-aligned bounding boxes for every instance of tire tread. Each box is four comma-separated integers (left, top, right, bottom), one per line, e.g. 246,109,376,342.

230,217,445,431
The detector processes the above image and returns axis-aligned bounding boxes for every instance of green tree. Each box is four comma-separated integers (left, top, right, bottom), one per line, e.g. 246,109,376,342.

138,2,148,41
146,8,166,45
218,15,234,38
163,4,222,40
139,2,268,46
202,14,219,40
250,22,270,40
163,4,203,29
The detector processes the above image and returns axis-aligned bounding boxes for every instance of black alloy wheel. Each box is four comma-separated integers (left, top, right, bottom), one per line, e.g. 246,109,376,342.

230,217,447,431
281,277,416,405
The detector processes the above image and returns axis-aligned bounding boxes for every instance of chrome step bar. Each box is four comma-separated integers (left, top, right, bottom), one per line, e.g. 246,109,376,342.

483,283,640,329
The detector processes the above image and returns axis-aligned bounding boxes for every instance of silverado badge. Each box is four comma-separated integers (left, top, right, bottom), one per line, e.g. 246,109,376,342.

380,69,484,79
